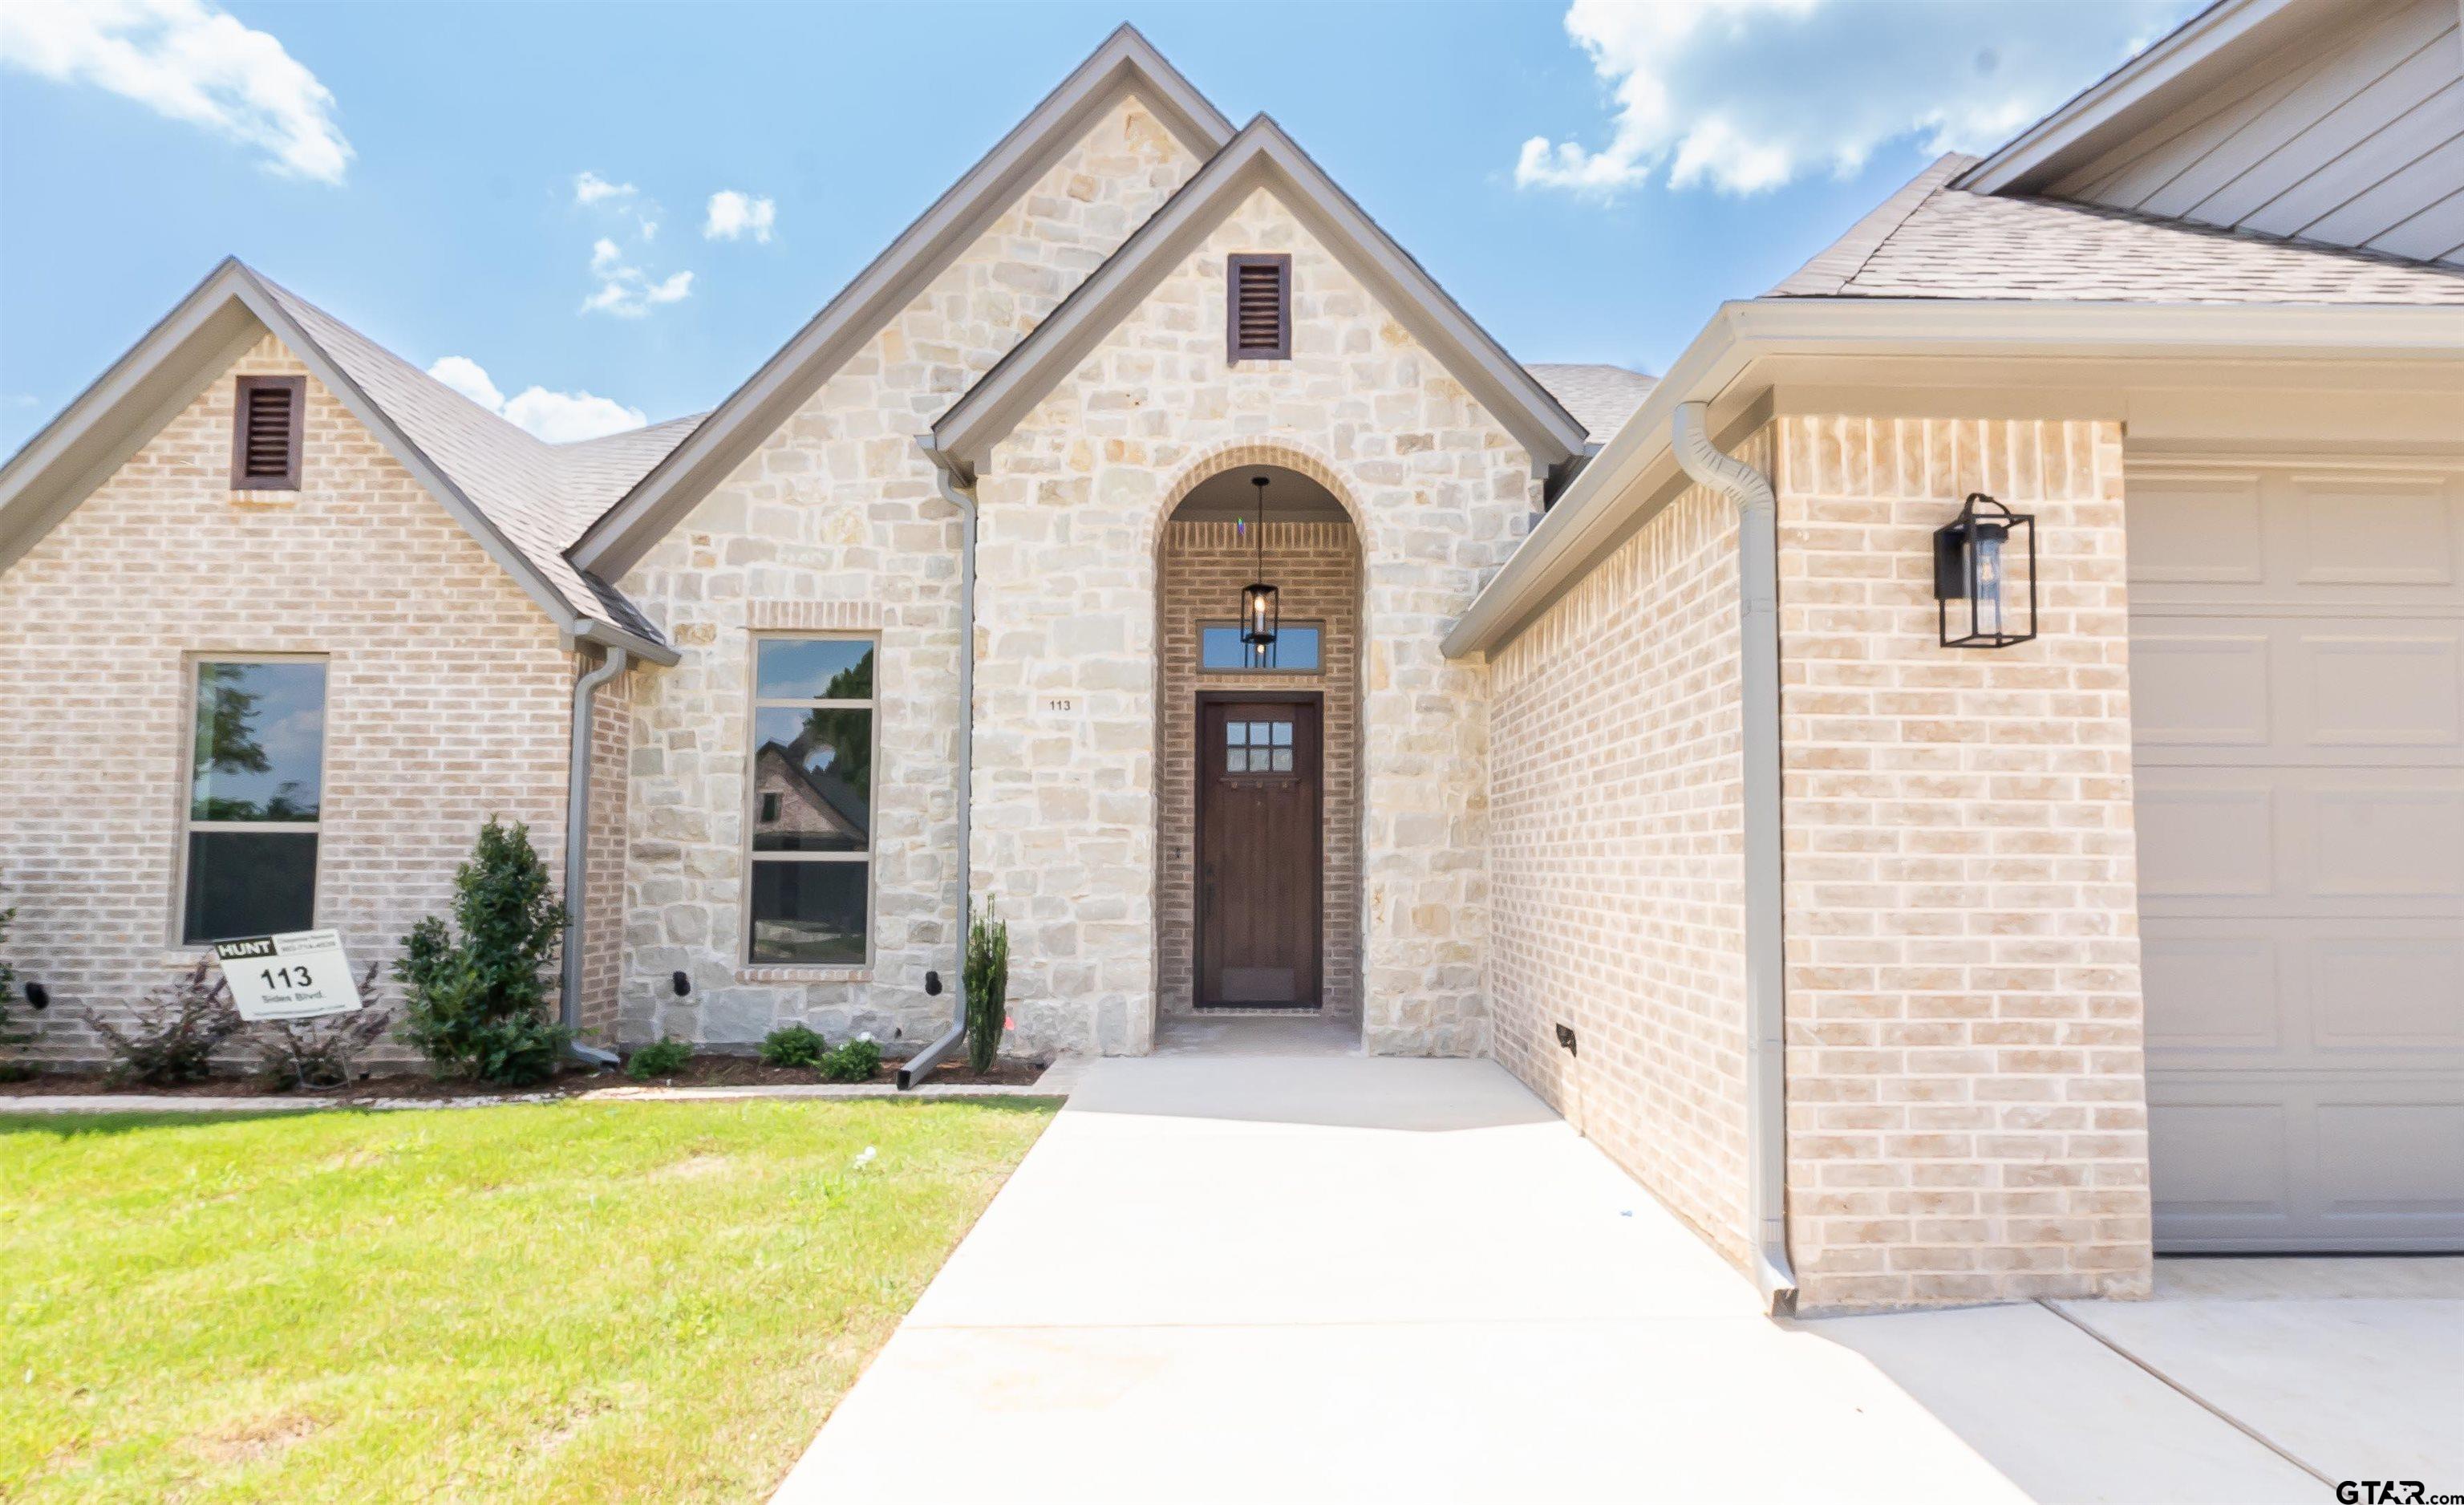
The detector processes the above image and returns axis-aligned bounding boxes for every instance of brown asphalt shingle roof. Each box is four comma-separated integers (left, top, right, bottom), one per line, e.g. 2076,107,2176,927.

257,277,698,641
1773,153,2464,306
1523,363,1657,443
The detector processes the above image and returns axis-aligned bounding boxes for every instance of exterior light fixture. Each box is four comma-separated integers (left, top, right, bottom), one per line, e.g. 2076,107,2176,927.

1239,474,1280,667
1933,492,2036,649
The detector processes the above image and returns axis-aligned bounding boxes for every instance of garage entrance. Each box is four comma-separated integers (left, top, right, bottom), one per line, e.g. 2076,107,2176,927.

2130,456,2464,1251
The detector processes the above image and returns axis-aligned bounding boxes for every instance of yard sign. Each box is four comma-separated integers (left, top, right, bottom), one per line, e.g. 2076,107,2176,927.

211,930,361,1021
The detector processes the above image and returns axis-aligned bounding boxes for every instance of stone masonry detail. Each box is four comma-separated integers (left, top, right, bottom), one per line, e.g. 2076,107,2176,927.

1775,415,2150,1309
614,97,1202,1050
974,189,1540,1058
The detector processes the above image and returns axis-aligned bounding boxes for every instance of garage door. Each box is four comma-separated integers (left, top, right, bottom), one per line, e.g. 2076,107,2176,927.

2130,459,2464,1251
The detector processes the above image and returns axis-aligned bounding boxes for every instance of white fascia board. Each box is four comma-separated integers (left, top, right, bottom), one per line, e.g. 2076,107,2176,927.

1442,296,2464,658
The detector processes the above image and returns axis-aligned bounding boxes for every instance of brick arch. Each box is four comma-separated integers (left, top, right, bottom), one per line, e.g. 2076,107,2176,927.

1148,436,1368,1047
1147,438,1372,559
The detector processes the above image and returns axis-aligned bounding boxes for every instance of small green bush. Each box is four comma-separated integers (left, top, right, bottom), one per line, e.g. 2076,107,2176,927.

964,899,1010,1074
626,1037,694,1081
758,1023,826,1069
396,818,572,1085
252,962,391,1092
819,1036,881,1084
0,902,34,1081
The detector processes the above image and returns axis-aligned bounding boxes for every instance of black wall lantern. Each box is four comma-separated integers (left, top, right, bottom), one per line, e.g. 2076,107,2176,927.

1238,474,1280,667
1933,493,2036,649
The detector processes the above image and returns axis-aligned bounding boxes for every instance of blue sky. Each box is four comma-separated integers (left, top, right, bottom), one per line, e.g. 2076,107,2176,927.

1,0,2198,452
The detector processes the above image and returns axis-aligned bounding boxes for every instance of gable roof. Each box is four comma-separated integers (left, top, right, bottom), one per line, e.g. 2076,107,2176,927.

568,24,1234,578
929,115,1591,473
1771,152,2464,305
0,258,687,661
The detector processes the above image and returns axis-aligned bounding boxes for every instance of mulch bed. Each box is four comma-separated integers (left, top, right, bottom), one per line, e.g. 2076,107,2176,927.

0,1052,1048,1101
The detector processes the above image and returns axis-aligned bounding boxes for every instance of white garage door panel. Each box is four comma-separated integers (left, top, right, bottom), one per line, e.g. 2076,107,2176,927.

2151,1084,2464,1248
2132,460,2464,1251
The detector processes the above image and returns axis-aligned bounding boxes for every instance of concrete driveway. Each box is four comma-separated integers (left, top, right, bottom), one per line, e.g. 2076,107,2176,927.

778,1035,2461,1503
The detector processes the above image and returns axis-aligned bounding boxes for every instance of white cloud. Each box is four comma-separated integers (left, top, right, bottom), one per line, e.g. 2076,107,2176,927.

703,189,776,243
425,355,505,412
1517,0,2194,198
0,0,353,183
424,355,646,444
572,169,634,205
581,234,693,318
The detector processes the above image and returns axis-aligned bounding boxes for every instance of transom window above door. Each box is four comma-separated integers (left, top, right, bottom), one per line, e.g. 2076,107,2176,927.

1225,718,1295,773
1201,623,1320,672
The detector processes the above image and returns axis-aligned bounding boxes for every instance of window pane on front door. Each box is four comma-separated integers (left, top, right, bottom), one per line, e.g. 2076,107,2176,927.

748,860,868,964
190,660,326,820
182,830,318,943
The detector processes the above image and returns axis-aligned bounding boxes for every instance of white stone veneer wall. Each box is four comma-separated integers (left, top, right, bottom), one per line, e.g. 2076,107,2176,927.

972,188,1540,1058
614,98,1202,1050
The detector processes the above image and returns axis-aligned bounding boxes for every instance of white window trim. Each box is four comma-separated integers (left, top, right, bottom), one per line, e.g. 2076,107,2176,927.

173,651,328,948
743,633,878,969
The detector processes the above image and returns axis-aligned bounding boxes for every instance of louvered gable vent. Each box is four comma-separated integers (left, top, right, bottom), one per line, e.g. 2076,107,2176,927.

230,375,304,490
1226,254,1291,361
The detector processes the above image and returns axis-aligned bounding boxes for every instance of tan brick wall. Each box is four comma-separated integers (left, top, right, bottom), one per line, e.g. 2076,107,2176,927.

616,95,1199,1051
1488,463,1757,1269
1774,415,2150,1308
1157,519,1361,1019
0,335,578,1065
578,663,633,1045
976,189,1538,1058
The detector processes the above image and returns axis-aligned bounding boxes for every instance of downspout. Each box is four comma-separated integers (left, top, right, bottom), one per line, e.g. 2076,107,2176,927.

1671,401,1797,1316
897,441,977,1090
561,643,629,1068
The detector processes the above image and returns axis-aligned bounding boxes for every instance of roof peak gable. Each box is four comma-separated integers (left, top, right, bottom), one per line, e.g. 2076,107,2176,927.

928,113,1588,472
568,24,1234,578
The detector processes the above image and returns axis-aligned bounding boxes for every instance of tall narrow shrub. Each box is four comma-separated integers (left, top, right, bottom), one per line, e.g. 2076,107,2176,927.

963,899,1009,1074
396,818,570,1084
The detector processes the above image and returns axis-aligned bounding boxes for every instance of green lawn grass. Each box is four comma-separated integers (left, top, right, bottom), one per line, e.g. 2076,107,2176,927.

0,1097,1056,1503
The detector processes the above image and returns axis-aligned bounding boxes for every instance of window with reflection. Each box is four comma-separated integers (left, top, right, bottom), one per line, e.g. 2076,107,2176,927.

1201,622,1320,672
747,636,875,964
182,659,326,944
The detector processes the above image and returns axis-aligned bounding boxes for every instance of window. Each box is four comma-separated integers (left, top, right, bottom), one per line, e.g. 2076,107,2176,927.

1226,253,1291,361
1225,716,1295,774
230,375,304,490
181,659,325,944
747,636,875,965
1201,622,1321,672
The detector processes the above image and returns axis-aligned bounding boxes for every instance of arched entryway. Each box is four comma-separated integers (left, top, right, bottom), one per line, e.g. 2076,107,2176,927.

1152,459,1364,1045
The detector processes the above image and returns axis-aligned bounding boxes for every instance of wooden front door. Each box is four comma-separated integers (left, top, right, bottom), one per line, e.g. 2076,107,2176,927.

1197,697,1323,1008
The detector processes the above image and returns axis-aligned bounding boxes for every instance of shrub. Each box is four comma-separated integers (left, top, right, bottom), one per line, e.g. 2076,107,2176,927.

251,963,391,1092
819,1036,881,1084
964,899,1010,1074
396,818,572,1085
758,1023,826,1069
626,1037,695,1081
94,960,243,1086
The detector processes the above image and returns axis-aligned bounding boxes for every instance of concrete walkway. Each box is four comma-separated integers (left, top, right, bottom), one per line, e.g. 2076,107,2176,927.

778,1040,2460,1503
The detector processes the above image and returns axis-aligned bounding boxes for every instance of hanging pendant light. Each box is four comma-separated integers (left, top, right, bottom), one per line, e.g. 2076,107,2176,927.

1238,474,1280,667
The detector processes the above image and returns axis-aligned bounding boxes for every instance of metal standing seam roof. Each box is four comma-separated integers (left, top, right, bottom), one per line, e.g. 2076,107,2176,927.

1772,153,2464,306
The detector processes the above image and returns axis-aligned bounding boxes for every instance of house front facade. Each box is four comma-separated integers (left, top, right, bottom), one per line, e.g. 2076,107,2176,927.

3,1,2458,1312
